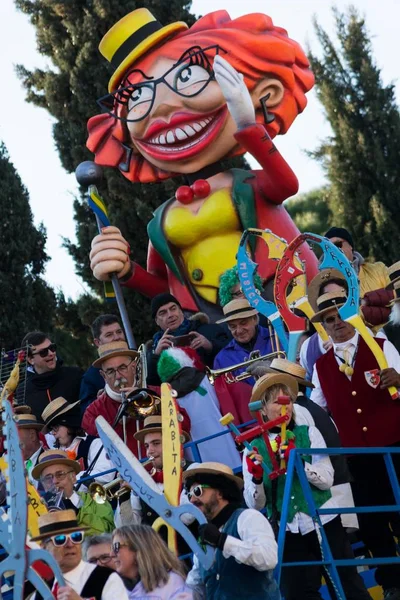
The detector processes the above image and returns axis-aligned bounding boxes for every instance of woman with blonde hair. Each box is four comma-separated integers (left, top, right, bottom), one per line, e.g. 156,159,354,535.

112,524,193,599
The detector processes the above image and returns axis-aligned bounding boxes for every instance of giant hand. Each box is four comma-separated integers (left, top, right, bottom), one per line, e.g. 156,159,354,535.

90,226,131,281
213,55,256,129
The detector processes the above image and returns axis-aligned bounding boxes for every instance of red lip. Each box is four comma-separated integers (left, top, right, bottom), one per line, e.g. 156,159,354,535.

134,106,228,162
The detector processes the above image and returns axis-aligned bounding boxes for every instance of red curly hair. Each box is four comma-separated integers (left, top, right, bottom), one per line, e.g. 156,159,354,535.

87,10,314,183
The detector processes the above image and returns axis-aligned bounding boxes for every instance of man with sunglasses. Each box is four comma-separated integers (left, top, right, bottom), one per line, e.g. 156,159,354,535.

310,289,400,600
183,461,280,600
21,331,83,421
325,227,392,333
32,510,128,600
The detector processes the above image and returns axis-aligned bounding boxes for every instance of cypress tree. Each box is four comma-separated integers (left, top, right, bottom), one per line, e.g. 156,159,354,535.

285,188,333,236
0,142,56,349
14,0,199,342
308,7,400,263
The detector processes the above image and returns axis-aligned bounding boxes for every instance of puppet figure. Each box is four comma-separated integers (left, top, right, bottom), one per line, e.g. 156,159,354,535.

88,9,317,320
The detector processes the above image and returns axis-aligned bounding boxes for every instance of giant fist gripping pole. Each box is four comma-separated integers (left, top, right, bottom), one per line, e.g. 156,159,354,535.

86,8,318,321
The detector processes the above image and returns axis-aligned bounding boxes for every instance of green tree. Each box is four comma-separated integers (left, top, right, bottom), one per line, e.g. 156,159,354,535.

0,142,56,349
285,187,333,236
309,7,400,263
14,0,199,342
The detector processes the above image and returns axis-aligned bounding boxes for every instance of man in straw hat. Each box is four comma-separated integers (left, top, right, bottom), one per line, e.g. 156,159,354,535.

310,288,400,599
31,509,128,600
14,406,45,487
243,372,371,600
32,450,115,537
81,341,143,455
41,397,114,487
116,414,198,558
213,298,275,425
184,461,280,599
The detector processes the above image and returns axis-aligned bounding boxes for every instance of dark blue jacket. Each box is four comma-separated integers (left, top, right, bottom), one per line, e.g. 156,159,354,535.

79,365,105,413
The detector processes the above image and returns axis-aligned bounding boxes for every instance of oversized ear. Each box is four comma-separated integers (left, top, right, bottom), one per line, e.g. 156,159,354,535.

250,78,284,110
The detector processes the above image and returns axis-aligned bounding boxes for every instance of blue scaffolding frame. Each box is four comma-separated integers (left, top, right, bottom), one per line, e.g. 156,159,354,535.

277,446,400,599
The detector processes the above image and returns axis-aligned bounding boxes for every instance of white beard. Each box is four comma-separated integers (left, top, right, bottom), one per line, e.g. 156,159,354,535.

390,302,400,325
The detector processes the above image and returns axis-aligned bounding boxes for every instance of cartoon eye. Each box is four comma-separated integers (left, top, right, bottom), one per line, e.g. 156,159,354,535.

173,65,210,95
127,85,154,111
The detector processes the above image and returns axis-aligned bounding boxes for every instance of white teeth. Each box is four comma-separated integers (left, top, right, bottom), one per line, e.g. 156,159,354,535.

175,128,188,141
183,124,196,137
148,117,214,146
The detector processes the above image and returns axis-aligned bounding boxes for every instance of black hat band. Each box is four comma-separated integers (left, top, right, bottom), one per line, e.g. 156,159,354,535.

318,297,345,312
224,306,256,318
111,21,163,70
39,519,80,536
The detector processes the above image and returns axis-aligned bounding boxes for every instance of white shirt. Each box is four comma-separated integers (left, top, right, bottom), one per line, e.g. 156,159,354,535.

57,436,115,488
63,560,128,600
311,331,400,409
243,425,338,535
186,508,277,592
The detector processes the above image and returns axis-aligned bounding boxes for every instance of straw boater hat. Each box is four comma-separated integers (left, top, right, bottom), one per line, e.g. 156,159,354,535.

386,261,400,290
263,357,314,388
93,340,139,369
31,449,81,481
14,407,42,430
100,8,188,92
216,298,258,324
311,290,347,323
41,397,81,434
182,461,244,490
134,415,190,444
250,372,299,403
31,509,89,542
307,268,346,312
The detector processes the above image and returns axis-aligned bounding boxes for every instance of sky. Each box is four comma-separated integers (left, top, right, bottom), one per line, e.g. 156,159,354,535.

0,0,399,300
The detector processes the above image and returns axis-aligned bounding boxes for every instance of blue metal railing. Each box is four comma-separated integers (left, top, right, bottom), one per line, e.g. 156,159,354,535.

277,446,400,599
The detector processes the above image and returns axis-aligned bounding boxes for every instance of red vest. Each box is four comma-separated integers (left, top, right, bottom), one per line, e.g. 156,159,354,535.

316,336,400,447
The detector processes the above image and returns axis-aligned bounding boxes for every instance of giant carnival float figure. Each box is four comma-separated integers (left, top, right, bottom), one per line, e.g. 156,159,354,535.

88,8,318,321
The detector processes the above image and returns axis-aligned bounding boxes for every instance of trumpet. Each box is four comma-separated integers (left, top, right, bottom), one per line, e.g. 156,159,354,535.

206,351,286,385
90,457,155,504
121,387,161,419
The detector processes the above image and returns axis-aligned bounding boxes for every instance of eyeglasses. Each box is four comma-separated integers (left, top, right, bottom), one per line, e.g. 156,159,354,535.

40,470,74,485
31,343,57,358
187,484,211,501
231,288,244,299
102,358,135,379
112,541,130,554
88,554,114,565
323,314,343,325
97,45,226,123
46,531,84,547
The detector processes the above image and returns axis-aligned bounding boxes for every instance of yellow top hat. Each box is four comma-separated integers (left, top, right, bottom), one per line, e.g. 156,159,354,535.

100,8,188,92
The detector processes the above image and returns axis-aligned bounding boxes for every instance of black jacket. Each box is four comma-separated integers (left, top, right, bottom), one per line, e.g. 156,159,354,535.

23,361,84,421
147,320,230,386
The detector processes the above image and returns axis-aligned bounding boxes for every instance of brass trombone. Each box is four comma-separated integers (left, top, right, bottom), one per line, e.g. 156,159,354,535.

206,351,286,385
89,457,155,504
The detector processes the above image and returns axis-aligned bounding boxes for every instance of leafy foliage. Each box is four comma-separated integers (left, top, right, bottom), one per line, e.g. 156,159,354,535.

309,7,400,263
285,187,333,236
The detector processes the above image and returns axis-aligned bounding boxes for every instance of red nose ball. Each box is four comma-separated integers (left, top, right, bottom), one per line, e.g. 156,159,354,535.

191,179,211,199
175,186,194,204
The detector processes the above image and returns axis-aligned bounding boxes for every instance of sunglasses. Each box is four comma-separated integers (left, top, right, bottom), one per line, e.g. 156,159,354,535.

187,484,211,501
46,531,84,547
112,541,130,554
31,343,57,358
333,241,344,249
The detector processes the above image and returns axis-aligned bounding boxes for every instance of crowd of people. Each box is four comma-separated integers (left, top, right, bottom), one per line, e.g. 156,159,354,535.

1,227,400,600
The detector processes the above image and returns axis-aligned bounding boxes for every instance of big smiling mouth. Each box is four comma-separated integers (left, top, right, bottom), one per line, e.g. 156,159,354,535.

134,106,228,162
